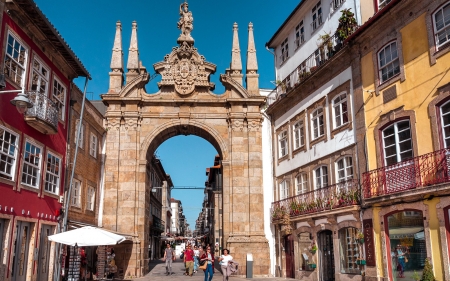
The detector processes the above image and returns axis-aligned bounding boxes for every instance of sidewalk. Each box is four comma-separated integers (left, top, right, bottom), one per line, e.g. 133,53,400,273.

130,259,290,281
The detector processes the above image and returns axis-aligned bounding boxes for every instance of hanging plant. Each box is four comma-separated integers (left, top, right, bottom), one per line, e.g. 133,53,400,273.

336,8,358,42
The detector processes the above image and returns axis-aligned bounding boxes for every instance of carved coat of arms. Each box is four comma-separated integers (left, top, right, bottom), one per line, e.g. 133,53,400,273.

173,58,197,95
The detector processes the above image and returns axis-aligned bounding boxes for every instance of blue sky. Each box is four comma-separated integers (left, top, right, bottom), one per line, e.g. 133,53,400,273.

34,0,299,228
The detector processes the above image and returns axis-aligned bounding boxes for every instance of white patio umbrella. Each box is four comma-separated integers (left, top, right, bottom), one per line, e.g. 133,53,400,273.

48,226,127,246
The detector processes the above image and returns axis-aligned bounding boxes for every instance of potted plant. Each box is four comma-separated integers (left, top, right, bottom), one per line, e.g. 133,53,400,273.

308,262,317,269
356,230,364,244
356,259,366,265
421,258,436,281
309,242,318,255
336,8,358,43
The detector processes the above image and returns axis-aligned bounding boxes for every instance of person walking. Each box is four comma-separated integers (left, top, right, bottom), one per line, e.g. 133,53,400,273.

200,246,215,281
193,245,200,273
163,243,175,275
218,249,233,281
184,244,195,276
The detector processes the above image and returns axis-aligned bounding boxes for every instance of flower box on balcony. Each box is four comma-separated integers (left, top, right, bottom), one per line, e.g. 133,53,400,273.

356,259,366,265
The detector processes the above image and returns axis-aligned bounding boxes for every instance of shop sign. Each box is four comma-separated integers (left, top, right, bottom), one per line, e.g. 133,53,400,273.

363,219,376,266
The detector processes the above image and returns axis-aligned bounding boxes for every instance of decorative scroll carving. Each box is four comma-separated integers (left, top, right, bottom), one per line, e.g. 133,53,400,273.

229,119,244,131
106,117,121,130
248,119,262,132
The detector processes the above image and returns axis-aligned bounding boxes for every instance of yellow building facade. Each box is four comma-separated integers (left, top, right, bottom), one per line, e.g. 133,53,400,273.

353,0,450,280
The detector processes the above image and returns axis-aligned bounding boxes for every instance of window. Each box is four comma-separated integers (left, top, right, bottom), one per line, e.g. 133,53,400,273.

440,101,450,148
0,126,19,180
295,21,305,48
21,141,42,188
339,227,360,274
71,179,81,208
52,77,66,121
331,0,345,13
403,211,421,217
30,57,49,95
3,33,27,86
311,1,323,32
279,180,289,200
87,186,95,211
75,120,84,148
281,38,289,63
311,108,324,140
293,121,305,149
44,153,61,194
278,131,288,158
382,120,413,166
315,166,328,189
434,2,450,50
90,133,98,158
295,173,308,195
333,93,348,128
378,42,400,83
336,157,353,182
378,0,392,10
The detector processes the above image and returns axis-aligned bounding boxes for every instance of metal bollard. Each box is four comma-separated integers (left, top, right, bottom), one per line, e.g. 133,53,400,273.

246,253,253,278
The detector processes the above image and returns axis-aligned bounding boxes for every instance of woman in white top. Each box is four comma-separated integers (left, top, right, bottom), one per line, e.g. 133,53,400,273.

218,249,233,281
193,245,200,273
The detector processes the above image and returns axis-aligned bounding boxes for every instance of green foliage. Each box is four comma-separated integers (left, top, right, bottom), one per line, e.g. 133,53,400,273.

412,270,420,281
422,258,436,281
336,8,357,41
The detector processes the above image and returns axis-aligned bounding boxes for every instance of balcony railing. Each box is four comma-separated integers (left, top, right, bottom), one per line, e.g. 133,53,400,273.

24,91,59,134
266,32,346,108
310,14,323,32
363,148,450,199
271,179,359,222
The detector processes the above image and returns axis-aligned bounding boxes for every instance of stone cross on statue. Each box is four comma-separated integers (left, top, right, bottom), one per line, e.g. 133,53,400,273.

177,1,194,44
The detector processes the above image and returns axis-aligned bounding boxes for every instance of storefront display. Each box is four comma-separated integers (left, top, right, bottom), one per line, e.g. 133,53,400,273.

67,246,81,281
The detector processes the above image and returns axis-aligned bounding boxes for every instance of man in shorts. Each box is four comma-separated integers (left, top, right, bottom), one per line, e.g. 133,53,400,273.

163,243,175,275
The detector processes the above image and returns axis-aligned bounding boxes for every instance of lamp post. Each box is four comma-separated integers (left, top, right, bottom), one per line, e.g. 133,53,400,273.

0,89,33,113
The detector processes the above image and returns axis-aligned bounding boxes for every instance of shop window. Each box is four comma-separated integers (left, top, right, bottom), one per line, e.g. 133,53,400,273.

21,140,42,188
333,93,348,128
382,120,413,166
293,121,305,149
0,125,19,181
378,41,400,83
52,77,66,121
295,173,308,195
339,227,361,274
279,180,289,200
433,2,450,51
440,100,450,148
44,152,61,194
278,130,288,158
315,165,328,189
4,32,28,87
336,157,353,182
387,210,426,279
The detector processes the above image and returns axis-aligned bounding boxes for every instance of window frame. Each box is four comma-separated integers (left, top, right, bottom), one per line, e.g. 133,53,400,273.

89,132,98,158
432,2,450,51
295,173,308,195
377,0,392,11
280,38,289,63
314,165,328,189
3,31,28,87
382,119,413,166
87,185,95,211
44,151,61,195
71,179,82,208
311,1,323,33
295,21,305,49
336,156,353,182
293,120,305,150
311,108,325,140
279,180,289,200
377,41,400,84
332,93,349,129
278,130,288,158
29,55,50,96
75,120,85,149
52,76,67,121
338,227,361,274
0,125,20,181
21,139,43,189
440,100,450,148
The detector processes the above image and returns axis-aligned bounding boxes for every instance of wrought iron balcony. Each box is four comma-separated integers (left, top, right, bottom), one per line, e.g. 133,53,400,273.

266,32,347,108
24,91,59,134
363,148,450,199
152,215,165,233
271,179,359,222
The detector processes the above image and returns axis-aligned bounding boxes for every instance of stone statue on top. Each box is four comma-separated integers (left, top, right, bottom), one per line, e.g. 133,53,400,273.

177,1,194,44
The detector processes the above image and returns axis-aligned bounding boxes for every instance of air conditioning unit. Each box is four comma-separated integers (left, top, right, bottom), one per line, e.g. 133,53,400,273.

58,195,64,204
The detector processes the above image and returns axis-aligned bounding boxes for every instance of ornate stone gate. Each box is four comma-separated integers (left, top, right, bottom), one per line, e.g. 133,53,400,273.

101,2,269,278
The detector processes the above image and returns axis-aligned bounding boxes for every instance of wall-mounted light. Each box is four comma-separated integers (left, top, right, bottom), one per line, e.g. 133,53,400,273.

0,89,33,114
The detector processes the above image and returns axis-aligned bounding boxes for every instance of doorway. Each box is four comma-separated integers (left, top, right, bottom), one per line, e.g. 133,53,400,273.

284,234,295,278
318,230,335,281
11,221,32,281
37,224,54,281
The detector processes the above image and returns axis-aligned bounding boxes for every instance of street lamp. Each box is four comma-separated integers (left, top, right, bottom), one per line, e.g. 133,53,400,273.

0,89,33,114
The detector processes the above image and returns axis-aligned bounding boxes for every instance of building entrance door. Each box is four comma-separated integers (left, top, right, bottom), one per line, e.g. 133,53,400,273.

37,224,53,281
318,230,335,281
11,221,32,281
284,234,295,278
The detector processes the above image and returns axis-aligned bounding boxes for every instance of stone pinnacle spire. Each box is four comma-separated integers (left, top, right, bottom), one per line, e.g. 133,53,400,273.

110,21,123,72
127,21,139,72
230,22,242,72
246,22,258,73
246,22,259,95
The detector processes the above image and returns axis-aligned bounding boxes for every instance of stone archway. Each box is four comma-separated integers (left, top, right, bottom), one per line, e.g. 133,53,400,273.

100,4,269,277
